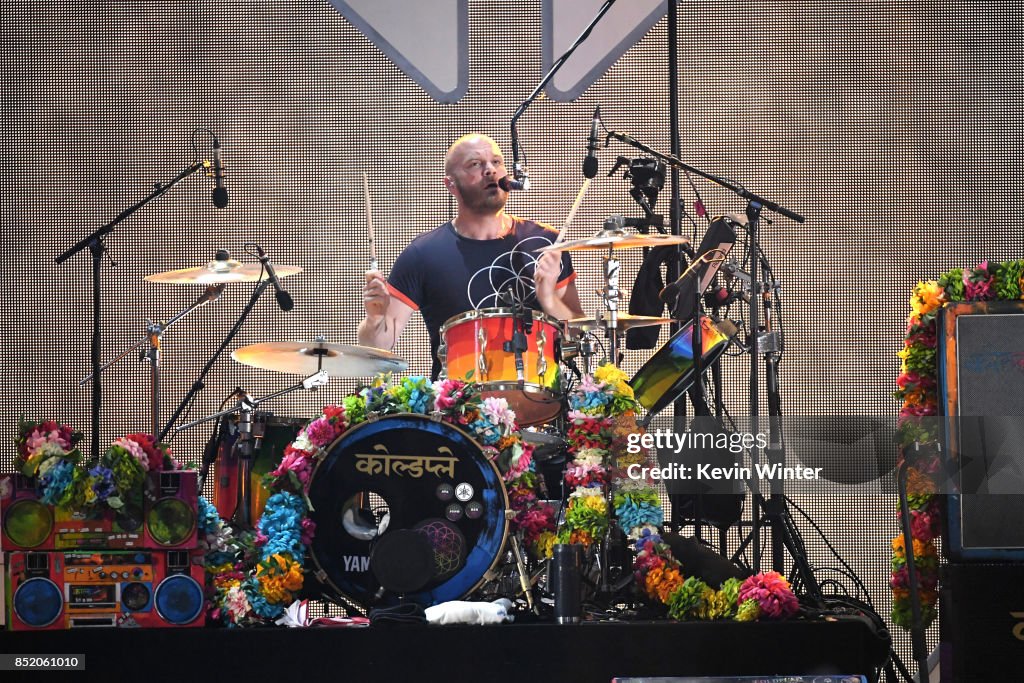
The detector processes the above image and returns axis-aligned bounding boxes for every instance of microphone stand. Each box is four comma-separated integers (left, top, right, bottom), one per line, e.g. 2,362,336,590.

55,160,208,460
606,129,804,571
79,284,226,440
158,278,272,442
509,0,618,186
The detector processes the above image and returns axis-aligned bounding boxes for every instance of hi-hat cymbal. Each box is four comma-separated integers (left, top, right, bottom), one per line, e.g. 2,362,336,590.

145,262,303,284
232,340,407,377
566,313,676,331
536,230,690,253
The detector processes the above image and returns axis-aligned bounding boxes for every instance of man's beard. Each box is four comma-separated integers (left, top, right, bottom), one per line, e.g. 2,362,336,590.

453,177,507,213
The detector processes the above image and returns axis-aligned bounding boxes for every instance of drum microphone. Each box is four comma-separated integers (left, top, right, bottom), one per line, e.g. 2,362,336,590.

255,245,295,312
582,106,601,179
211,136,229,209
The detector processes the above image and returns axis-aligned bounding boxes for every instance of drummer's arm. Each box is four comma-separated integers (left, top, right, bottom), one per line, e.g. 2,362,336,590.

535,252,585,320
358,271,415,351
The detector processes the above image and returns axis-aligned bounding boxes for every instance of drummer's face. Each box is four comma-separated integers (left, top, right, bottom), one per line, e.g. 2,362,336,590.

446,138,508,213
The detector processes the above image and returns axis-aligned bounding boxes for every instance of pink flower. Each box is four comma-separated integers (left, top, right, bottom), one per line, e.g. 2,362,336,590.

304,417,339,448
481,396,517,430
738,572,799,619
433,379,466,411
270,449,314,488
502,442,534,482
300,517,317,545
577,375,603,394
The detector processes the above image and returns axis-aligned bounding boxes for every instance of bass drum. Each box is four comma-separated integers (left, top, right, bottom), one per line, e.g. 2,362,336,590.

307,414,509,610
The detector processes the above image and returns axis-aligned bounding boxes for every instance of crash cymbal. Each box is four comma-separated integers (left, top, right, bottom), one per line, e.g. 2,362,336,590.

231,340,407,377
535,230,690,253
566,313,676,331
145,262,303,284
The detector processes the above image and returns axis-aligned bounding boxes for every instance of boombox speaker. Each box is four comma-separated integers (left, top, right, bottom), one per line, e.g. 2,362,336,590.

938,300,1024,561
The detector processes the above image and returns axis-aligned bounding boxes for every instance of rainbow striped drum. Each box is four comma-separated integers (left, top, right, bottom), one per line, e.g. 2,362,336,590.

440,308,562,426
630,316,738,418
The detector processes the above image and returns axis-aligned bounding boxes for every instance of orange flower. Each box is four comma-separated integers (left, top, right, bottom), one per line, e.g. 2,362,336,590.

910,281,944,317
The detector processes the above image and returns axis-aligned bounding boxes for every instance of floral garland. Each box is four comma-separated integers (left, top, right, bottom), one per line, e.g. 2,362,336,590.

13,418,179,512
560,365,798,620
204,374,555,626
893,259,1024,629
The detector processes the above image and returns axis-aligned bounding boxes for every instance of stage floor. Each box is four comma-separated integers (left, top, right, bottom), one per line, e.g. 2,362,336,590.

2,615,889,681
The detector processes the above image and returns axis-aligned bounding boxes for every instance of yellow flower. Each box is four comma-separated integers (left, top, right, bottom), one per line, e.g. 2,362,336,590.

910,281,944,317
533,531,557,561
595,364,629,386
614,380,635,398
582,494,608,514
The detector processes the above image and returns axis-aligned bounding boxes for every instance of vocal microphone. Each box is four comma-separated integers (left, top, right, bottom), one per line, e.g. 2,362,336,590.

582,106,601,179
498,175,528,192
211,137,229,209
254,245,294,312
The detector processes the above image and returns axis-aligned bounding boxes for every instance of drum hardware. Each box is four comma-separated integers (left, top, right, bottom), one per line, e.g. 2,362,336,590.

231,337,408,377
173,370,328,521
509,534,539,615
79,284,227,440
151,248,305,442
142,252,303,285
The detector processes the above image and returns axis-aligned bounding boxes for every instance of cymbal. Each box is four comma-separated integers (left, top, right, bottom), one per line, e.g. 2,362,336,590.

535,230,690,253
145,262,303,284
232,340,407,377
566,313,676,331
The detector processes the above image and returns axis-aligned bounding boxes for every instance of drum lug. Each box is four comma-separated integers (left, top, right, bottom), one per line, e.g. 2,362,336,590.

536,327,548,380
366,411,380,423
477,326,489,381
429,410,444,423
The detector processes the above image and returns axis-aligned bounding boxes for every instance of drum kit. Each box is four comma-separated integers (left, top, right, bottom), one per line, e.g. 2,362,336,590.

88,214,740,614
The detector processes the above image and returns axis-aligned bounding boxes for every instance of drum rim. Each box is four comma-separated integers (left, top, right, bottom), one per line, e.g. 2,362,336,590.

440,307,562,333
306,412,511,610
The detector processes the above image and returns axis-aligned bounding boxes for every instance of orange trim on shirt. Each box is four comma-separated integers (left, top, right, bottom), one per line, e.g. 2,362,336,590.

386,283,419,311
556,271,578,290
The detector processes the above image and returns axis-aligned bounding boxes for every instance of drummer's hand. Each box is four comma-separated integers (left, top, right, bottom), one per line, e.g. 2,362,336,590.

363,270,390,318
534,251,562,307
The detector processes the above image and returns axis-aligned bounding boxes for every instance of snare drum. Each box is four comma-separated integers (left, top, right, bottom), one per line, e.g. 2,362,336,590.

440,308,562,426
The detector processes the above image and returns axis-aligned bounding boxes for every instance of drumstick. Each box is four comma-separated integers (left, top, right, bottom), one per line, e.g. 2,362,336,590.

555,176,591,244
363,171,378,271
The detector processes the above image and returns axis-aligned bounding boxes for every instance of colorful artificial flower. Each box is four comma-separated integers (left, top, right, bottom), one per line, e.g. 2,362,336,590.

737,571,799,619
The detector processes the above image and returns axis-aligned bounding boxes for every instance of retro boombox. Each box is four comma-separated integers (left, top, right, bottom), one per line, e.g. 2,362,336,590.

1,470,198,551
6,549,206,629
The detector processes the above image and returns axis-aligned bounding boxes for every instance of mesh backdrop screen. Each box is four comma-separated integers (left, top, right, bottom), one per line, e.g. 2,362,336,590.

3,0,1023,663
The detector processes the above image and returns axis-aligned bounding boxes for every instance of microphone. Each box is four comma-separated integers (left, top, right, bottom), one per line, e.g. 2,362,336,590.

703,286,750,308
582,106,601,179
211,137,229,209
498,175,528,192
254,246,294,312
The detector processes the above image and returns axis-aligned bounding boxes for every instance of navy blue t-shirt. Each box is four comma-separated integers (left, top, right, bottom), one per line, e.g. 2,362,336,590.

387,217,576,378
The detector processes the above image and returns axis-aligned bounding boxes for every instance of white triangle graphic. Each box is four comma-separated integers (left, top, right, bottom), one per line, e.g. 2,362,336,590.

329,0,468,104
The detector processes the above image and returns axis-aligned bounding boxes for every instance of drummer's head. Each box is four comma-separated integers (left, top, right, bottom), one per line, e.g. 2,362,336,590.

443,134,508,214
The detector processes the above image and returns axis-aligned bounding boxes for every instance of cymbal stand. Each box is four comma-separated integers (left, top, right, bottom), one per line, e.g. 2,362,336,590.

80,284,227,440
173,370,329,524
599,245,621,367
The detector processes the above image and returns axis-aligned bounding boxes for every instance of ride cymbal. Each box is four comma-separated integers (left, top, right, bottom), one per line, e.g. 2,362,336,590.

232,340,407,377
536,230,690,253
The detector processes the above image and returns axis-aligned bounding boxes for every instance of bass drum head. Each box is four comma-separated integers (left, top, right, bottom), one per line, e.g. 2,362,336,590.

307,414,509,610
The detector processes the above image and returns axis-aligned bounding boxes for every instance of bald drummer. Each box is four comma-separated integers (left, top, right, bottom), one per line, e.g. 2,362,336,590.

358,134,585,379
